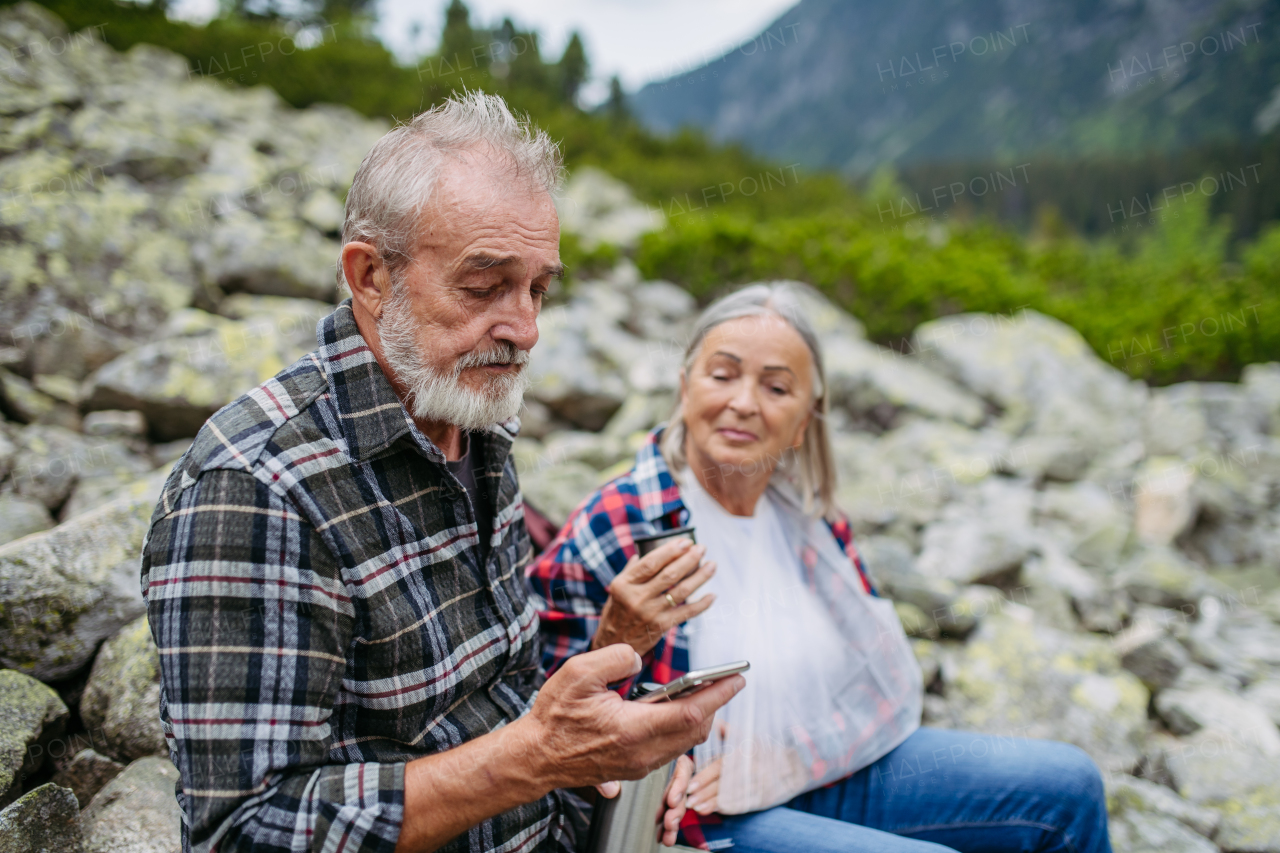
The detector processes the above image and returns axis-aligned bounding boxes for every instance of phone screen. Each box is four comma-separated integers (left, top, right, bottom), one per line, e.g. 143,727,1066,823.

632,660,750,703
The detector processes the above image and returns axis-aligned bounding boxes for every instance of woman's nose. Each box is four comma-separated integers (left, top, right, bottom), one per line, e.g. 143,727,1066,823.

727,382,759,417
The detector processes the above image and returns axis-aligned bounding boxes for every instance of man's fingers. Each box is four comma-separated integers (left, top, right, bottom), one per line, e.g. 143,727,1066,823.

628,674,745,741
596,781,621,799
562,643,643,693
625,538,695,584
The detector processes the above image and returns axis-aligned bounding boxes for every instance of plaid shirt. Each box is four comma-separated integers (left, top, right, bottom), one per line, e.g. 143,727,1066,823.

524,429,873,848
142,300,584,853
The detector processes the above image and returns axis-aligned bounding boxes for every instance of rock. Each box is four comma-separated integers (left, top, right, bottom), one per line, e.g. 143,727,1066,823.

1132,457,1198,546
625,280,696,343
1034,481,1131,570
195,212,339,302
1164,729,1280,852
1108,809,1218,853
0,370,79,430
912,310,1146,453
934,584,1007,638
80,616,167,764
0,494,54,546
85,305,326,441
555,166,663,249
893,600,938,639
512,440,602,526
81,411,147,442
526,290,630,430
8,425,102,510
1009,435,1094,483
938,613,1149,772
1244,362,1280,435
1117,547,1223,610
823,337,986,431
0,495,152,680
82,757,182,853
0,783,83,853
1155,686,1280,752
1245,676,1280,728
51,750,125,809
58,441,157,521
11,305,129,382
1143,388,1210,458
0,670,69,807
1108,773,1221,839
916,514,1031,587
1112,619,1190,692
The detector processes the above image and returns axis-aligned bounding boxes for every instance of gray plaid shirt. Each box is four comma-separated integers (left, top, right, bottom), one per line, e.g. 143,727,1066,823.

141,301,585,853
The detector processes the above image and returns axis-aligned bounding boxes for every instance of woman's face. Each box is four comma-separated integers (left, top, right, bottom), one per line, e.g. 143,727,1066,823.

681,314,816,480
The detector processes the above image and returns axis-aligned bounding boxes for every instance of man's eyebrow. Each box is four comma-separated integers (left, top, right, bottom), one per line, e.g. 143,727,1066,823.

462,254,565,279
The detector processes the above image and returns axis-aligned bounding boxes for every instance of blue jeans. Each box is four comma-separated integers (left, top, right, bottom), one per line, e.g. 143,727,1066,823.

696,728,1112,853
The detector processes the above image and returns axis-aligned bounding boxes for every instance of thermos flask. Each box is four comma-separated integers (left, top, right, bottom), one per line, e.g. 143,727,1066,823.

586,526,697,853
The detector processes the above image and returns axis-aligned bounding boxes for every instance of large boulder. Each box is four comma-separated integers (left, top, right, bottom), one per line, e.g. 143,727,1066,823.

1164,730,1280,853
0,670,69,807
81,757,183,853
555,166,663,249
51,749,125,809
0,782,83,853
1154,686,1280,750
938,613,1149,772
0,494,54,546
0,495,152,680
85,303,327,441
80,615,167,764
913,310,1147,453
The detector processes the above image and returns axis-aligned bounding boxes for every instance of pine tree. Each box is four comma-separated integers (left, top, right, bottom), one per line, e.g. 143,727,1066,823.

559,32,588,105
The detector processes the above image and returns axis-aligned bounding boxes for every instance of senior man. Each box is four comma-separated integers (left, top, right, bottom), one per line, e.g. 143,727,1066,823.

141,92,741,853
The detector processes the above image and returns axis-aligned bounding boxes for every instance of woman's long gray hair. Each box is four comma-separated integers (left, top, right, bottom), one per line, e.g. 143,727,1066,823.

660,283,838,520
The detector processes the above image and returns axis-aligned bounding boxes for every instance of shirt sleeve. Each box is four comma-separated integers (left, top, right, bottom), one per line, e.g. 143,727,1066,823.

142,468,405,853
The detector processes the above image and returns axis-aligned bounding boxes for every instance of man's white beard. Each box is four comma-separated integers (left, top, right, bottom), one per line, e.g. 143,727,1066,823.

378,287,531,431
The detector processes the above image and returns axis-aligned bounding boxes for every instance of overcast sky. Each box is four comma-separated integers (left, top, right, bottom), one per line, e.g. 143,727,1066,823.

170,0,797,102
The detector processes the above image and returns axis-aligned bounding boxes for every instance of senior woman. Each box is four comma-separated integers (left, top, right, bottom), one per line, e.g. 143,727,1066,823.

527,284,1111,853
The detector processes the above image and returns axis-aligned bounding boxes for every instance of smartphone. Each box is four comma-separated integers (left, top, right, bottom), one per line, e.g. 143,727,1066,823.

631,660,750,703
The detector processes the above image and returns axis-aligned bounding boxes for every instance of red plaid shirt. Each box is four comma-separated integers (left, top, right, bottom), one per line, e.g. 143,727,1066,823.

524,427,873,848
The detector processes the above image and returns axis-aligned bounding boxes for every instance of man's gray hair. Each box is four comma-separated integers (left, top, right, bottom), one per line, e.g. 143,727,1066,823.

338,91,564,290
660,283,838,520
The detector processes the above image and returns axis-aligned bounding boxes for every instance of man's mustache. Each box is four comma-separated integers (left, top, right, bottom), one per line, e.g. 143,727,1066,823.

456,341,529,372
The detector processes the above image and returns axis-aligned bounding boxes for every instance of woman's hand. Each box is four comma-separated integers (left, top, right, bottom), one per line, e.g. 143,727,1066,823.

591,537,716,656
657,755,695,846
685,756,721,815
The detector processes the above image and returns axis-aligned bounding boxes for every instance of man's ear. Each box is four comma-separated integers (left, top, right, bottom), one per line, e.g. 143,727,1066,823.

342,242,390,320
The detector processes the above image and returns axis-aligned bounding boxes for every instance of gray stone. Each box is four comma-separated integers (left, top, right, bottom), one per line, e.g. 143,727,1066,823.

1117,548,1223,610
0,371,79,431
916,514,1031,587
0,494,54,546
58,442,157,521
195,213,339,302
1009,435,1094,483
1034,481,1131,570
81,411,147,442
0,783,83,853
938,613,1149,772
1244,362,1280,436
82,757,182,853
0,495,152,680
9,425,98,510
1107,773,1220,839
934,584,1006,638
555,166,663,249
1155,686,1280,751
1244,676,1280,728
512,439,602,526
13,305,129,382
1112,620,1189,692
526,290,630,430
912,310,1146,453
1164,730,1280,852
80,616,167,764
893,600,939,639
85,306,326,441
0,670,68,807
51,750,125,809
1108,809,1217,853
1132,457,1198,547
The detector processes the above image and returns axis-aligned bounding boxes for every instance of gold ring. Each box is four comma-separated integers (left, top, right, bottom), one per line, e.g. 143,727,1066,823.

664,592,677,608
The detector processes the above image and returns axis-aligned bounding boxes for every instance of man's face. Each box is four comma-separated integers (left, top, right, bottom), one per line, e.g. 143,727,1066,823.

377,150,562,431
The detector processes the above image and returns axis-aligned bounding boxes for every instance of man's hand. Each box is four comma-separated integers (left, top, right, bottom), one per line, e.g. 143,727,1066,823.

517,644,743,792
592,538,716,656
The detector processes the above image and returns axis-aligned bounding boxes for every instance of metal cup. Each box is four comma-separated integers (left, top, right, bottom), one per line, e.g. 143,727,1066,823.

585,759,677,853
633,525,696,557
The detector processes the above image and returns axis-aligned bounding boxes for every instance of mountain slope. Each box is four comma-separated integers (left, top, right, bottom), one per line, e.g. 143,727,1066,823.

631,0,1279,173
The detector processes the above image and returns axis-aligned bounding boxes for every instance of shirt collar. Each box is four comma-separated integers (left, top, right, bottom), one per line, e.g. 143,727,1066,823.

631,425,688,523
315,300,520,463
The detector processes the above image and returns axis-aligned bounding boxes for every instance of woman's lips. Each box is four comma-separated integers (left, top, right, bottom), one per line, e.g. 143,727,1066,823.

716,427,758,442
